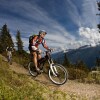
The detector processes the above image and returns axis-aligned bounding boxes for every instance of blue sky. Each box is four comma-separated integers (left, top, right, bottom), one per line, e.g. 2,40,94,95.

0,0,100,51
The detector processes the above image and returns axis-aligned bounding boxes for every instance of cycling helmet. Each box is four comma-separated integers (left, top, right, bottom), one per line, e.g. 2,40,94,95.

39,30,47,35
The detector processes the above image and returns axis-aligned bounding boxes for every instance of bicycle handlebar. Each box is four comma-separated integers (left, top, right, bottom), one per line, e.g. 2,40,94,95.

42,48,55,54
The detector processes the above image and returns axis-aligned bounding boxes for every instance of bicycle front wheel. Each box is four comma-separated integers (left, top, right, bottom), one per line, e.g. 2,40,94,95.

49,64,68,85
28,62,38,77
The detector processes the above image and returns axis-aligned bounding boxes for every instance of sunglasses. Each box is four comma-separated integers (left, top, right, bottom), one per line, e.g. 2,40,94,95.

41,33,46,36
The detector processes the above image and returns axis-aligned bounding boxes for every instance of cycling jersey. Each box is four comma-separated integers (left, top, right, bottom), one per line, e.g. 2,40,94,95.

31,35,49,50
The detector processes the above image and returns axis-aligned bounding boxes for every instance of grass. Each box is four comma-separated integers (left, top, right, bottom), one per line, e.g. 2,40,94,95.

0,54,88,100
85,71,100,84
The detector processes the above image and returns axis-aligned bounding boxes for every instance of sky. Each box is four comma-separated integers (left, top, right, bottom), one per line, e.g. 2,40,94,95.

0,0,100,51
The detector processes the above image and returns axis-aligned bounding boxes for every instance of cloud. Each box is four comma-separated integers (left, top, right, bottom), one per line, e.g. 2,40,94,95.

64,0,98,28
0,0,99,51
79,27,100,46
0,0,76,50
64,0,82,27
0,0,72,35
81,0,98,28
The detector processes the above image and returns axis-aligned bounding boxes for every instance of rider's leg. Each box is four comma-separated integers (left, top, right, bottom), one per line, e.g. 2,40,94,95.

32,52,40,72
37,53,42,69
7,55,9,62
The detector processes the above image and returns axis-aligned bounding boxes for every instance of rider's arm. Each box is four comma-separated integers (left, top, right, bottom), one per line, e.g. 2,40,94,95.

6,47,8,52
42,39,49,50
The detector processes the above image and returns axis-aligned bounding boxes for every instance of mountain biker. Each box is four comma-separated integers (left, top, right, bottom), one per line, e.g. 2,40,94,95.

6,46,14,64
29,30,50,73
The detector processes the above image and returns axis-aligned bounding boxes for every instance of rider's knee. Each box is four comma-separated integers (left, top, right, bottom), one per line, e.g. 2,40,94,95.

32,52,37,57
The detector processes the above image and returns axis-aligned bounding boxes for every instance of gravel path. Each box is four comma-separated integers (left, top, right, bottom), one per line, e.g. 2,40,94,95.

34,74,100,100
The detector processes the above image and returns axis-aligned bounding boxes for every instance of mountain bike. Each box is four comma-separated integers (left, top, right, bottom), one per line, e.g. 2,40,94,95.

28,50,68,85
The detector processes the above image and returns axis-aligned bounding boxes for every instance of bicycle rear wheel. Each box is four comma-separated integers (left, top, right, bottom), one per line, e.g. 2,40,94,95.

28,62,38,77
49,64,68,85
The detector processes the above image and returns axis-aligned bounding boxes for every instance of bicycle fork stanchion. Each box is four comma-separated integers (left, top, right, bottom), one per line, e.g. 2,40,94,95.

53,65,58,74
48,60,57,77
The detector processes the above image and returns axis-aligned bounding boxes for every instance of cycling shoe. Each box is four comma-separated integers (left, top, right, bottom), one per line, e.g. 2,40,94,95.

36,68,41,74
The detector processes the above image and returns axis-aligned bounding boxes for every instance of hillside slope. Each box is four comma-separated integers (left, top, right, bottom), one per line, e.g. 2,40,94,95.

0,54,100,100
52,45,100,68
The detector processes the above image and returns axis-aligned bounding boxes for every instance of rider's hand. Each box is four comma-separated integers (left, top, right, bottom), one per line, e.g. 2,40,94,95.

48,48,53,52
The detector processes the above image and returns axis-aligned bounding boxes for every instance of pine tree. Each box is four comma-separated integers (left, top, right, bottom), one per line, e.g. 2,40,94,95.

0,24,14,53
0,28,2,47
75,60,88,71
16,30,23,53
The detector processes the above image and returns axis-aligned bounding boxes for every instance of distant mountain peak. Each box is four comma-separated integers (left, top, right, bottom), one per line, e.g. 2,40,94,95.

78,45,91,49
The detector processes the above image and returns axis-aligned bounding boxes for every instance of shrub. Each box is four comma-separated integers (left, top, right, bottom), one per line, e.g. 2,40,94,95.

85,71,100,84
67,68,88,80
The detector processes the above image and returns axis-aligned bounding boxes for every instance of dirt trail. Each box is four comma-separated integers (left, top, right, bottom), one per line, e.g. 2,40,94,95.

32,74,100,100
9,62,29,75
9,62,100,100
59,81,100,100
2,55,100,100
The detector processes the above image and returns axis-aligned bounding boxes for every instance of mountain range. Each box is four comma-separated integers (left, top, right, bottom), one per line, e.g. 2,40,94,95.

52,44,100,68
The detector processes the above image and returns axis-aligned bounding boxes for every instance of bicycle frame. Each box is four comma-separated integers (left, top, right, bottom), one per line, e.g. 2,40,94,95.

38,51,58,76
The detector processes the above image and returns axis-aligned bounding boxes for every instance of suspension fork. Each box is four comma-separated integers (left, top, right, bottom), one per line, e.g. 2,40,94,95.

48,59,58,76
